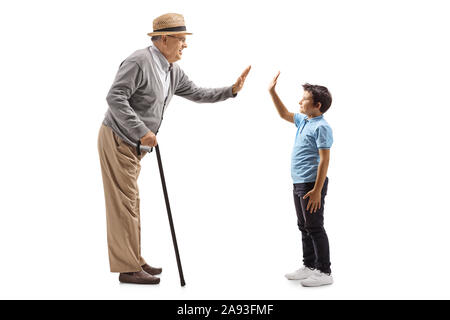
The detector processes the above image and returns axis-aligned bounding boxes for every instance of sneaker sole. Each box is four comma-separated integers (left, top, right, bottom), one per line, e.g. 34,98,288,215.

301,280,333,287
285,275,310,280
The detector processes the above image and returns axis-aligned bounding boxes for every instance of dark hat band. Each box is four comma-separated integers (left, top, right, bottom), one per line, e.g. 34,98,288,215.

154,26,187,32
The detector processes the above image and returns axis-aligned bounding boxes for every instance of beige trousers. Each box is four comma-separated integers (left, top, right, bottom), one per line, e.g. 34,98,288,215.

97,124,148,272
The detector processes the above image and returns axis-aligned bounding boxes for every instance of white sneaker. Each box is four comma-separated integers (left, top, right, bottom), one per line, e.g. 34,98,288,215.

285,266,316,280
300,270,333,287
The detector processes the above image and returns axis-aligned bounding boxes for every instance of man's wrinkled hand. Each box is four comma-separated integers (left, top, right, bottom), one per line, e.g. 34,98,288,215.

140,130,157,147
232,65,251,95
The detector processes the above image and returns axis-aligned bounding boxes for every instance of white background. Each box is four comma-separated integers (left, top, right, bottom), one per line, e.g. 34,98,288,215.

1,0,449,300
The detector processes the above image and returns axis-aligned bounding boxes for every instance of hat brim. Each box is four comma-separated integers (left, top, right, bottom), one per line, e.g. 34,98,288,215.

147,31,193,36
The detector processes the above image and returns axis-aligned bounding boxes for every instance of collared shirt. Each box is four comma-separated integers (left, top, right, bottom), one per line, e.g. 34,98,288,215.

291,113,333,183
103,46,235,153
149,45,171,98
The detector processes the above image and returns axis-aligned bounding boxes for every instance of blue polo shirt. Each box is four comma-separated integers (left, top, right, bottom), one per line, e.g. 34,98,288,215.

291,113,333,183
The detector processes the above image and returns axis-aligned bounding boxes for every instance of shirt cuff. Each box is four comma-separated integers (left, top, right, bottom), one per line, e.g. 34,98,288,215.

228,86,237,98
131,124,150,142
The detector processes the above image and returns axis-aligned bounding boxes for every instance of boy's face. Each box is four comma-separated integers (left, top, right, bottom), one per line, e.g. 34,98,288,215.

299,90,320,115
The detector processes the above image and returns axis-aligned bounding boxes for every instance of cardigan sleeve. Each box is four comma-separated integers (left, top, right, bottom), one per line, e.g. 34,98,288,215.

106,61,150,141
174,67,236,103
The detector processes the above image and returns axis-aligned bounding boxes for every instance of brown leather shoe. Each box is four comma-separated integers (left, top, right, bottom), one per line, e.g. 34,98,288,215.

141,263,162,276
119,270,160,284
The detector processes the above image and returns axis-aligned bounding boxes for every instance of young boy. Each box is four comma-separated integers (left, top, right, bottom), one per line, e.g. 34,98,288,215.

268,72,334,287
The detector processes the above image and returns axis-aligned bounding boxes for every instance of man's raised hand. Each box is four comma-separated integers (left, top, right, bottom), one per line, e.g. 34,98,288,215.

232,65,251,95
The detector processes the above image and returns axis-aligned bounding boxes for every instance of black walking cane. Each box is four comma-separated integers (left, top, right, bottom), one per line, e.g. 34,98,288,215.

137,141,186,287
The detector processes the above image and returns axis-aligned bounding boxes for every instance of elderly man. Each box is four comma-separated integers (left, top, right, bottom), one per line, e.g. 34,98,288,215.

97,13,250,284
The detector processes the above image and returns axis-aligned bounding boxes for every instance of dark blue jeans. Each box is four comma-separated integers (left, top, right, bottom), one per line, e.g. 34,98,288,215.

293,178,331,274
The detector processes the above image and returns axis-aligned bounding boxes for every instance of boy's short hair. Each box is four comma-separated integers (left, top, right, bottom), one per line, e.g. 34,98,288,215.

302,83,332,113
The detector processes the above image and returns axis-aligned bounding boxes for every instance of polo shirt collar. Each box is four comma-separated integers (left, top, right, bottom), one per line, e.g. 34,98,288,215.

307,115,323,122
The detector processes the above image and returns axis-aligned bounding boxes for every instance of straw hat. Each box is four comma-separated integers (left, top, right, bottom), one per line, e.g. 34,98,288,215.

147,13,192,36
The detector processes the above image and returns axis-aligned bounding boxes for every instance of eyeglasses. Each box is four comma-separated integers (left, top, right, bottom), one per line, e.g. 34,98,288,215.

166,35,187,44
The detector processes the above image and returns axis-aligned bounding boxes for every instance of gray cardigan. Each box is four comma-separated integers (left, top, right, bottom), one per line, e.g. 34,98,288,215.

103,46,235,153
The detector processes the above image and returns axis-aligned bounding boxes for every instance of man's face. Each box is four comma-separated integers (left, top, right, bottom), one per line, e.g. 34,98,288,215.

163,34,187,63
299,91,319,115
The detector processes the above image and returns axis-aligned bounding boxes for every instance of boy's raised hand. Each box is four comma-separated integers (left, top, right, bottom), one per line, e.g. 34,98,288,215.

268,71,281,93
